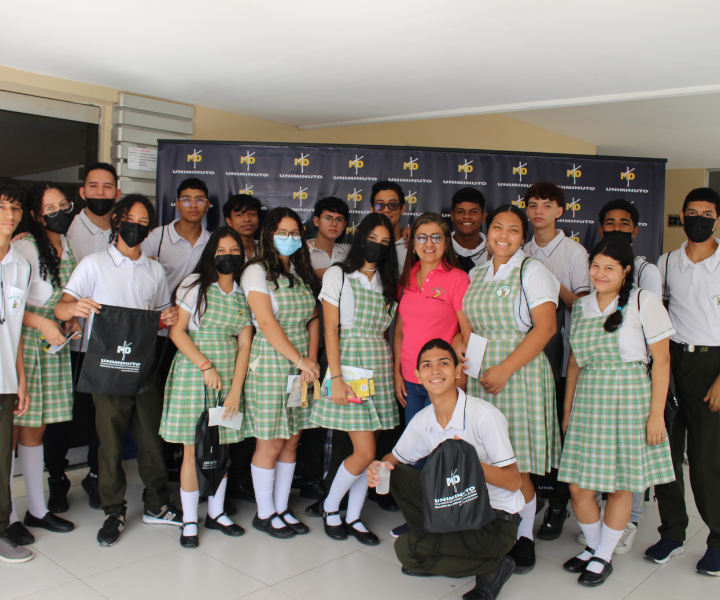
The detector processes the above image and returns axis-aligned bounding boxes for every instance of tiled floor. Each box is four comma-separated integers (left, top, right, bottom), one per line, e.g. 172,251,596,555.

3,462,716,600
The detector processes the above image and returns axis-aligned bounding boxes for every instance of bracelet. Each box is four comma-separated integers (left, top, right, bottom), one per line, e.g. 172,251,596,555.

37,316,46,331
296,357,304,369
330,374,342,380
159,319,169,330
201,365,213,372
200,360,211,370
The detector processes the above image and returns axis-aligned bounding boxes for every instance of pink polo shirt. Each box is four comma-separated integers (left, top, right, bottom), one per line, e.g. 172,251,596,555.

398,262,470,383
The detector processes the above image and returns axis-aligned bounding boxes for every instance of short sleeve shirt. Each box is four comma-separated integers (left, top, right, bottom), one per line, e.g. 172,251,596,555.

307,240,349,271
319,266,385,329
176,274,248,332
241,263,305,328
66,210,112,263
14,235,72,308
451,232,489,269
634,257,663,298
0,245,31,393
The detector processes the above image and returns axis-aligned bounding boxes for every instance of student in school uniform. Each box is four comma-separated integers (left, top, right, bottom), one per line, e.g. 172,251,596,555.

240,207,321,539
310,212,399,545
160,226,253,548
458,204,561,574
524,181,590,541
55,194,182,547
0,184,33,564
224,193,261,260
307,196,350,280
450,187,489,273
648,188,720,577
10,184,79,545
371,181,408,272
559,237,674,587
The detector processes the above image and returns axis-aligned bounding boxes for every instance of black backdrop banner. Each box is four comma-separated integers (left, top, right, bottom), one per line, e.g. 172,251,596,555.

156,141,667,263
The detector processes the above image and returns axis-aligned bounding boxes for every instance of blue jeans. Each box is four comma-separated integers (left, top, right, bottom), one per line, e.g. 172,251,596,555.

404,381,431,426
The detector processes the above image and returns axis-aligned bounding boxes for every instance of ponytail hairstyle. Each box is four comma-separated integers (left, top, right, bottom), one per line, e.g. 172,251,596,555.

588,237,635,333
25,182,67,288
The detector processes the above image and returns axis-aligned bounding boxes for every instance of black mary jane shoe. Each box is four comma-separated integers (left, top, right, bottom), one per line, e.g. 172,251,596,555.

322,506,347,541
578,558,613,587
252,513,295,539
278,508,309,535
180,522,199,548
24,510,74,533
343,519,379,546
205,513,244,537
563,547,595,573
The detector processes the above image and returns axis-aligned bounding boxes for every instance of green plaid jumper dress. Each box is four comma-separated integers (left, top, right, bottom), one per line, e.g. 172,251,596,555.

463,260,560,474
310,277,399,431
160,284,251,444
16,235,76,427
243,274,318,440
558,297,675,492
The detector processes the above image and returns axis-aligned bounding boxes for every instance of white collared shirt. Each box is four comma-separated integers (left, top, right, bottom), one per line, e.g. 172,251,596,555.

0,245,31,393
451,232,489,268
396,239,408,275
307,240,349,271
575,288,675,363
14,236,72,307
66,209,112,263
141,220,210,293
176,274,247,332
319,266,386,329
659,239,720,346
634,257,662,298
63,245,170,351
241,263,306,327
392,389,526,514
469,248,560,333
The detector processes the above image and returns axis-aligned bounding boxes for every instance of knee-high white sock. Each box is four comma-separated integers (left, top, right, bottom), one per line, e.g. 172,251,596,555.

576,518,602,561
9,454,18,524
251,464,285,529
18,444,48,518
325,462,361,526
273,461,298,524
208,478,233,526
180,488,199,536
586,523,623,573
345,468,369,532
517,495,536,541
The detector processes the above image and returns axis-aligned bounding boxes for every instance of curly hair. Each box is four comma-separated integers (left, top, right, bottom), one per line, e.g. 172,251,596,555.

25,183,67,288
109,194,157,243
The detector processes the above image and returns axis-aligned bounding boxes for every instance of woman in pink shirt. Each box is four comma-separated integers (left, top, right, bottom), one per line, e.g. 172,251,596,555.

393,213,470,425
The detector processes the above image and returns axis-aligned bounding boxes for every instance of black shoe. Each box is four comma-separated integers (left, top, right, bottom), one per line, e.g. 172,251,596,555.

226,483,256,504
252,513,295,539
24,510,74,533
401,566,436,577
578,558,613,587
97,513,125,547
5,522,34,546
180,522,199,548
299,481,327,500
322,504,347,541
47,475,71,514
82,473,101,510
278,508,309,535
224,498,237,516
305,499,322,517
343,519,379,546
205,513,244,537
564,547,595,573
537,507,569,541
463,555,516,600
368,489,399,512
508,536,535,574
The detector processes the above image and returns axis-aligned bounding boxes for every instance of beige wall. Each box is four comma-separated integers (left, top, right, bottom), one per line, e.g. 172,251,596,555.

664,169,708,253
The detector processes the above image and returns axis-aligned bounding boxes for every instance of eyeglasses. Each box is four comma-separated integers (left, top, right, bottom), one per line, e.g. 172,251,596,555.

42,202,73,218
177,197,209,207
275,231,302,241
373,202,400,212
320,215,346,225
414,234,445,245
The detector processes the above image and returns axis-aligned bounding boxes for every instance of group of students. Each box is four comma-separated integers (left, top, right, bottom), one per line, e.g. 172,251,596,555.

0,165,718,599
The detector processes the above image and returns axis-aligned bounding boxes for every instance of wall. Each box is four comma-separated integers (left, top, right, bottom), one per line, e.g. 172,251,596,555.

663,169,708,253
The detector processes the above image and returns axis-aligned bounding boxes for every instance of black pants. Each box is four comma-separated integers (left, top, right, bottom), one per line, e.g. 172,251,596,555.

548,377,572,509
0,394,16,534
228,437,256,489
655,346,720,550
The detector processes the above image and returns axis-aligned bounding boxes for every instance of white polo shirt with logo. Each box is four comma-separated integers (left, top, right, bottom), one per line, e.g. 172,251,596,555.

0,245,31,393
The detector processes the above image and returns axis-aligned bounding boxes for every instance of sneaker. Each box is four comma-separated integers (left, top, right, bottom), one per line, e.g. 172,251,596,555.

97,513,125,547
508,536,535,574
696,548,720,577
143,503,183,526
82,473,101,510
613,522,637,555
47,475,71,514
0,532,33,563
644,539,684,564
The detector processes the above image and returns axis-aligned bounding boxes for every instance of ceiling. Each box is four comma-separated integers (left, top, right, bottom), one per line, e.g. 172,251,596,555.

3,1,720,167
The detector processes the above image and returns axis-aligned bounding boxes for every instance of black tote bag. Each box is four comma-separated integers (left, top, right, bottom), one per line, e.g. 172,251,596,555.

76,305,160,396
195,391,231,497
420,439,495,533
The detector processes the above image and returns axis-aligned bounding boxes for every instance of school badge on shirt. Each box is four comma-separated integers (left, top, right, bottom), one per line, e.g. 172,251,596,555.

428,286,447,301
497,286,511,298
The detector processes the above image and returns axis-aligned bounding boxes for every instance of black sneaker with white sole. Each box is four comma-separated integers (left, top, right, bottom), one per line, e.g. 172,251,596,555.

97,513,125,547
143,503,183,526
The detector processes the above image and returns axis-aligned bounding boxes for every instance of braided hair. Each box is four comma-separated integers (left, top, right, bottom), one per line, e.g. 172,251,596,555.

589,237,635,333
25,183,66,288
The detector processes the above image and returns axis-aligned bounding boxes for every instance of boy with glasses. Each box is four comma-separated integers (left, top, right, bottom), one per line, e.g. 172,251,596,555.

371,181,408,273
307,197,350,280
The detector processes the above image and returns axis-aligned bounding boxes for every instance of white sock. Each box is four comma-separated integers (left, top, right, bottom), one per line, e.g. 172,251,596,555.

18,444,48,518
273,461,298,524
251,464,285,529
9,455,18,524
517,494,536,541
180,488,199,537
208,478,233,526
586,523,624,573
576,518,602,561
325,462,360,526
345,469,369,532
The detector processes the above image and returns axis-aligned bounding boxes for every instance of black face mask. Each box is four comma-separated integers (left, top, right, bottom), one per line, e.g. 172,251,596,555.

43,210,74,235
118,221,150,248
215,254,243,275
602,229,634,244
683,215,717,243
361,239,390,264
85,197,114,217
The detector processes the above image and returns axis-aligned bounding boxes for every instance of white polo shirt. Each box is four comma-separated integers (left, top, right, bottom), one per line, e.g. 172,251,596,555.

451,232,489,269
392,389,526,514
307,240,349,271
0,245,31,393
242,263,313,328
63,245,171,352
66,209,112,263
319,266,386,329
659,239,720,346
176,274,249,333
396,239,408,275
634,257,662,298
14,236,73,307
